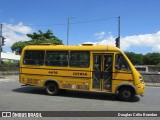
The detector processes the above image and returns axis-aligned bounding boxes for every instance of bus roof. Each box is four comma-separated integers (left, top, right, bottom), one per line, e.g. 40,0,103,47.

23,45,121,52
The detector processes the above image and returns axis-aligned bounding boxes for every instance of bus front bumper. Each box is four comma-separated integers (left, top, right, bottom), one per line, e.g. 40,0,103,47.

136,83,145,96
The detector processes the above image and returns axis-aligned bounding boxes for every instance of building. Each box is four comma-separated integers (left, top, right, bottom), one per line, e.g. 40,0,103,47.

134,65,160,74
1,52,20,63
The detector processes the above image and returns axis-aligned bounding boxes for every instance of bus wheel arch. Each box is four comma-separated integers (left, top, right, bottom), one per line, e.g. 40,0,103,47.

44,80,59,96
116,84,137,101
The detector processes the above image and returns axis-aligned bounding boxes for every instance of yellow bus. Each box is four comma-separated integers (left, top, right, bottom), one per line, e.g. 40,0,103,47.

19,44,145,101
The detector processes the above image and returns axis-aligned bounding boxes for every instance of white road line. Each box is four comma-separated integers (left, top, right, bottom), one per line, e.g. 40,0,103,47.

0,79,17,83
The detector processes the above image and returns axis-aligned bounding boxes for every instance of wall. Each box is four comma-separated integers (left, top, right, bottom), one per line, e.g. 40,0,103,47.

141,73,160,87
0,71,19,77
142,74,160,83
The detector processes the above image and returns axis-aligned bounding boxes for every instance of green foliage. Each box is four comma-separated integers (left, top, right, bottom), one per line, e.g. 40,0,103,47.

143,53,160,65
26,30,58,40
11,30,63,54
156,63,160,67
125,52,160,65
125,52,144,65
11,41,28,54
0,61,19,71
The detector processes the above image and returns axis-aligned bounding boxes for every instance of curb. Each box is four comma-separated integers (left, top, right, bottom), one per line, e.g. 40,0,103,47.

145,83,160,87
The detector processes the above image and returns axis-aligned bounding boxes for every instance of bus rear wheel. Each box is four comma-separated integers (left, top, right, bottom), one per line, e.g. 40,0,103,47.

46,83,59,96
118,87,134,101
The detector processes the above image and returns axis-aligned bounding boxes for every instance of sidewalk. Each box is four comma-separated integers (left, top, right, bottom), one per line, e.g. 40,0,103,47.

145,83,160,87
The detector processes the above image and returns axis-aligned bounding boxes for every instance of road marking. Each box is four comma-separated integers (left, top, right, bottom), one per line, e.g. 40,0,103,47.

0,79,17,81
0,79,17,83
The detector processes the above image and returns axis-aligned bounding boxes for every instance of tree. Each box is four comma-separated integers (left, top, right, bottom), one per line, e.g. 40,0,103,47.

26,30,58,40
11,41,28,54
143,53,160,65
11,30,63,54
125,52,160,65
125,52,144,65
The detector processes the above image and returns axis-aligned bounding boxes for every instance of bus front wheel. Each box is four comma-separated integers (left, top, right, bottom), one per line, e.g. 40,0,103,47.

118,87,135,101
46,82,59,96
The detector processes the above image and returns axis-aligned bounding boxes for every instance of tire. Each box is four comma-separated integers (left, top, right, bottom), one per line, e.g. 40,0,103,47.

118,87,134,101
46,82,59,96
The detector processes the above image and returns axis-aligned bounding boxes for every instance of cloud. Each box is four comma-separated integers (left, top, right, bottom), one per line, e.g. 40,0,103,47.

86,31,160,52
152,44,160,52
2,23,33,46
94,32,106,39
121,31,160,51
4,22,32,34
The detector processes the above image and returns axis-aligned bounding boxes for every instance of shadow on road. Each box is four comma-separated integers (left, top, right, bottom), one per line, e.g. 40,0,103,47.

12,86,46,95
12,86,140,102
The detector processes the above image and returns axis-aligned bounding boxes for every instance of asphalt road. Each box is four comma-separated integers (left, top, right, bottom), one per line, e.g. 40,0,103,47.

0,76,160,119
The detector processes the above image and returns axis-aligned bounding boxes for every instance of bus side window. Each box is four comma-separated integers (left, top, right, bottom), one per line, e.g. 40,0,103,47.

115,54,130,71
70,51,90,68
45,51,68,67
23,50,45,65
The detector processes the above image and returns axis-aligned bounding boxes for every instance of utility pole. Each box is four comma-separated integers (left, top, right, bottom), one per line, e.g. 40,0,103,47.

115,16,120,48
0,24,3,66
67,17,74,45
118,16,120,48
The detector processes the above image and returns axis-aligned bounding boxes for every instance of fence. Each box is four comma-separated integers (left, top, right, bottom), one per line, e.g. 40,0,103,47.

0,71,19,77
0,64,19,77
141,73,160,87
142,74,160,83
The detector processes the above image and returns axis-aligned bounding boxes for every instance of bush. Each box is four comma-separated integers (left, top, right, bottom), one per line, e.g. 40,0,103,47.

0,62,19,71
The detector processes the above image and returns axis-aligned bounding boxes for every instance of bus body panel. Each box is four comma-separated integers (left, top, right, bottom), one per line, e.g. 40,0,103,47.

19,45,145,98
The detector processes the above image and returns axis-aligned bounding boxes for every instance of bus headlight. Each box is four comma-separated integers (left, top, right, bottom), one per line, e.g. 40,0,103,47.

139,76,144,84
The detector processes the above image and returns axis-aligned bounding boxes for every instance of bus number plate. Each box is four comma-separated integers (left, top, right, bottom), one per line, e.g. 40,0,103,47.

27,78,38,84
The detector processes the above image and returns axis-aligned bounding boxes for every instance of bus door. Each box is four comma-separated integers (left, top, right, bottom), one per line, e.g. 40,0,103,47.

92,54,113,91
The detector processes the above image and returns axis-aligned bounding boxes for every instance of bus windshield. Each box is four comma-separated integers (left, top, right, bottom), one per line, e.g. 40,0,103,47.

115,54,130,71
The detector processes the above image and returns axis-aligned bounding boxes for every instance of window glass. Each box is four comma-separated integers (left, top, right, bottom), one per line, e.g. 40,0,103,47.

70,51,90,68
115,54,130,71
45,51,68,66
104,55,113,72
23,50,44,65
93,55,101,71
135,67,146,72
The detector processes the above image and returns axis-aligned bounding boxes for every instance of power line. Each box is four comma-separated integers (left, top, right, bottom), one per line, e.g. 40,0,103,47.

23,17,117,26
71,17,117,24
3,25,20,34
26,23,66,27
3,16,118,28
2,16,119,39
